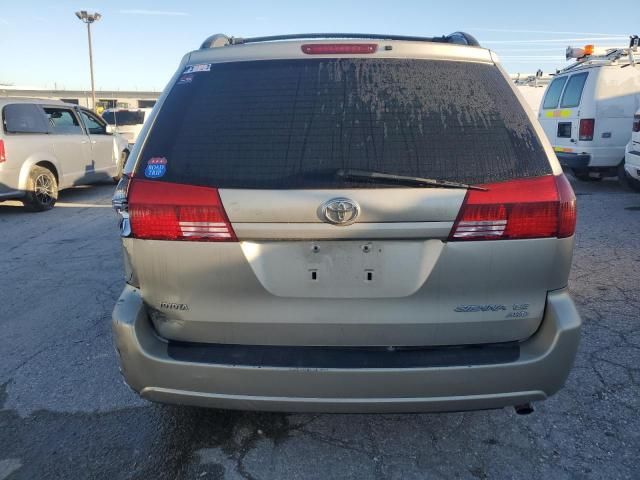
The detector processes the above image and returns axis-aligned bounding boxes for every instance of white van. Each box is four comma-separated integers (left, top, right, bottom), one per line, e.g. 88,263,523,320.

101,108,152,147
539,43,640,182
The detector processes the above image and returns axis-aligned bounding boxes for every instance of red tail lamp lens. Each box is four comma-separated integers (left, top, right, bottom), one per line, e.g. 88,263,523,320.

449,175,576,241
127,179,236,242
579,118,595,141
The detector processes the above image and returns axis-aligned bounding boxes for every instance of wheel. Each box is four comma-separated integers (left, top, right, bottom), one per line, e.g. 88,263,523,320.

618,161,640,192
571,168,602,182
23,166,58,211
113,150,129,182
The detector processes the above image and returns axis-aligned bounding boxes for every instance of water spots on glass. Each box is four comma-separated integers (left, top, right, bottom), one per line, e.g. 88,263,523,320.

137,59,550,187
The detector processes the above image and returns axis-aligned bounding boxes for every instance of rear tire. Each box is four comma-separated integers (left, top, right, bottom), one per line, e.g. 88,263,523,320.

23,166,58,211
618,161,640,192
572,168,602,182
113,150,129,182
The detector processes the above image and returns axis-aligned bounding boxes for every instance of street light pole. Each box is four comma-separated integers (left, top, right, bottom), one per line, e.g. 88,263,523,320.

86,21,96,111
75,10,101,111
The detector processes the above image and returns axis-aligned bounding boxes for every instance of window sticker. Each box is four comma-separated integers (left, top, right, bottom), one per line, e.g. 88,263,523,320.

144,157,168,178
177,74,194,85
183,63,211,74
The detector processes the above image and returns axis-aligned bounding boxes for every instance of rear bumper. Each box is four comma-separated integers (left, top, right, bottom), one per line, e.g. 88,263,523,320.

112,285,581,413
554,144,625,168
555,152,591,169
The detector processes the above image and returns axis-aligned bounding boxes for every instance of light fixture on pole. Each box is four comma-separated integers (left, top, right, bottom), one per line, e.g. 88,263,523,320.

75,10,101,111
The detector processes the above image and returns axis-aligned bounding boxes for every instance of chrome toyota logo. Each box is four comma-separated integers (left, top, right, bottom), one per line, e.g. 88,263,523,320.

321,198,360,225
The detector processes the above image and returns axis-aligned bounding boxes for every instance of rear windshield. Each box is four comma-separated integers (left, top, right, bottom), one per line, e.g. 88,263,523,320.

542,76,567,110
137,59,551,188
560,72,588,108
103,110,145,125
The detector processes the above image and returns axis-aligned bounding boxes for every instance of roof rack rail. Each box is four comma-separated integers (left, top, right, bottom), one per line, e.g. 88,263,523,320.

557,36,639,73
199,32,480,50
559,47,637,74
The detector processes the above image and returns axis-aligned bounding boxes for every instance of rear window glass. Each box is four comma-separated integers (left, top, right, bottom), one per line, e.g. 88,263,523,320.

2,103,49,134
103,110,145,125
137,59,551,188
560,72,588,108
542,76,567,110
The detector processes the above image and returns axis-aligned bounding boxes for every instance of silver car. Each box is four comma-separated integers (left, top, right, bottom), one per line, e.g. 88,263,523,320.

0,98,129,211
112,33,581,414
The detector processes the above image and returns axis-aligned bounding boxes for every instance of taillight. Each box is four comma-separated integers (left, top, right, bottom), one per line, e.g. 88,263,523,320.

0,140,6,163
301,43,378,54
126,179,236,241
633,115,640,133
555,174,577,238
579,118,595,141
449,175,576,241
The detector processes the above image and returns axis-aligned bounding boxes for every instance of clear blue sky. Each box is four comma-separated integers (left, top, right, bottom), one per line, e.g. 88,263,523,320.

0,0,634,91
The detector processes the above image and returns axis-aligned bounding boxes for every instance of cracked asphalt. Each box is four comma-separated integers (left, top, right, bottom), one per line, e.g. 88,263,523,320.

0,176,639,479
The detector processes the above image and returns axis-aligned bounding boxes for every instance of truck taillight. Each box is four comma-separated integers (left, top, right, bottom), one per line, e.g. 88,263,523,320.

0,140,6,163
449,175,576,241
633,115,640,133
126,179,237,242
579,118,595,141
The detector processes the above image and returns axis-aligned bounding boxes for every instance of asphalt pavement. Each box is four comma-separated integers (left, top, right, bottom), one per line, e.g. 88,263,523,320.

0,177,639,479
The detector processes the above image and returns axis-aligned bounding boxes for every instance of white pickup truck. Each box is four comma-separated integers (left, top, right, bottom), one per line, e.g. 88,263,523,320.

101,108,152,148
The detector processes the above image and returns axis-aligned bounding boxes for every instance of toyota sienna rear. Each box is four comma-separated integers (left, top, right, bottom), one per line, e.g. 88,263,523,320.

111,33,581,413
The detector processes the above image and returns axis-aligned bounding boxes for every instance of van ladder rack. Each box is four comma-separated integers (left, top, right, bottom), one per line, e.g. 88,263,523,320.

200,32,480,50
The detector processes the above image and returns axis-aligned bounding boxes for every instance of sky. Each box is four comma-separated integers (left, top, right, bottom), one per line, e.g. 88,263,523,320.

0,0,634,91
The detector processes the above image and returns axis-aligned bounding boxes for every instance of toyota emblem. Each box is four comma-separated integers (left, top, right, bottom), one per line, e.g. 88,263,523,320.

320,198,360,226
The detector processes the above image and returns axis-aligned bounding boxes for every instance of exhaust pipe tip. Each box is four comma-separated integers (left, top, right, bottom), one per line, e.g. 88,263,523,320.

514,403,534,415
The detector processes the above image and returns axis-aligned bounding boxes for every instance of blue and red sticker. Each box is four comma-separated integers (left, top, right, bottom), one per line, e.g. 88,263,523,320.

144,157,168,178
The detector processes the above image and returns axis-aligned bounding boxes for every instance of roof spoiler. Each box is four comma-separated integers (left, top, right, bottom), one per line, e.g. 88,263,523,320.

199,32,480,50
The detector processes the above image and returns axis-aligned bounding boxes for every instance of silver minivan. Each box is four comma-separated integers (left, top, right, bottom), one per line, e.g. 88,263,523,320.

112,33,581,414
0,98,129,210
